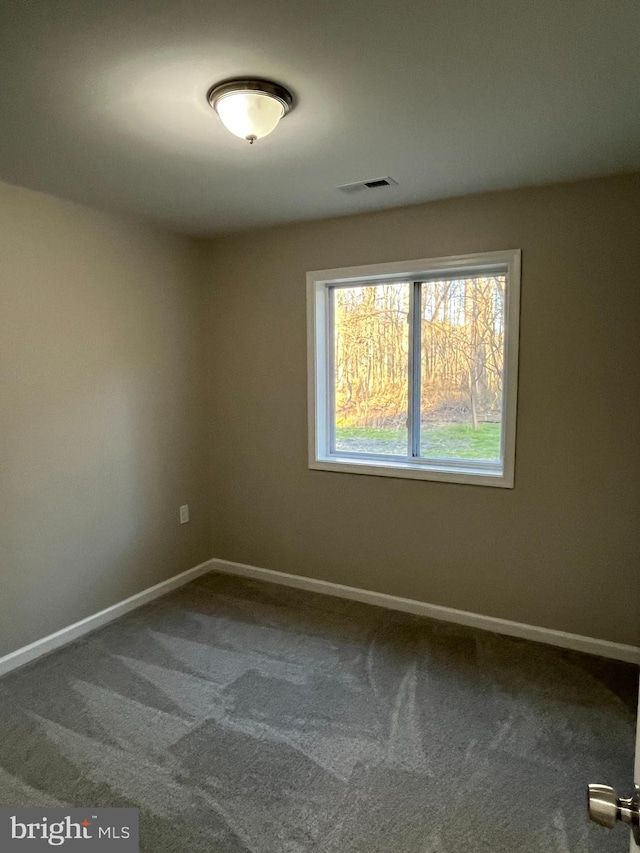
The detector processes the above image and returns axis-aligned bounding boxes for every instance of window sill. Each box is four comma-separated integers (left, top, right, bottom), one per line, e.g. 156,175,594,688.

310,455,513,488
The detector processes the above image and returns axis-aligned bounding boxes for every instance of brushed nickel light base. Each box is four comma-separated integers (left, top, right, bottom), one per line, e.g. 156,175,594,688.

207,79,293,114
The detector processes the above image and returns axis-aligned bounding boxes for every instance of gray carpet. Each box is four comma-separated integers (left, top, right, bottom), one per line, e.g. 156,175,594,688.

0,572,636,852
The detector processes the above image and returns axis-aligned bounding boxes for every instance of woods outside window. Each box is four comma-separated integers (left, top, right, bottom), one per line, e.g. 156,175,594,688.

307,251,521,487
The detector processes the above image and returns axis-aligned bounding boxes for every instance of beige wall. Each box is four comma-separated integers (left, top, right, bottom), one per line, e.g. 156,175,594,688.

0,182,210,657
1,174,638,659
203,174,640,647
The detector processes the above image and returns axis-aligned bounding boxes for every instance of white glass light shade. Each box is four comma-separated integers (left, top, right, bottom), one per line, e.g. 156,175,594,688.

215,91,285,142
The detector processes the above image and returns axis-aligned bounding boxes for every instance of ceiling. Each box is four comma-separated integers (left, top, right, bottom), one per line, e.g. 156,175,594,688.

1,0,639,235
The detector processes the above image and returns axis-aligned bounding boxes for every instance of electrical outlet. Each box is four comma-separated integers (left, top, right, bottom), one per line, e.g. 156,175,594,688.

179,504,189,524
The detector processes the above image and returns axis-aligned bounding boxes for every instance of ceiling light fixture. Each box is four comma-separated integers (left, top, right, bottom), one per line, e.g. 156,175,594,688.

207,79,294,144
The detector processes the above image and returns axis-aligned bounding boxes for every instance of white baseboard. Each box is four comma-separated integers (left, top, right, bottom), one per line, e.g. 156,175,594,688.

2,555,638,678
209,558,640,665
0,558,217,678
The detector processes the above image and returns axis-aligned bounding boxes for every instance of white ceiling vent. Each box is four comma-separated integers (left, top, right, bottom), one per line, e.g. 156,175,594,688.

337,176,398,193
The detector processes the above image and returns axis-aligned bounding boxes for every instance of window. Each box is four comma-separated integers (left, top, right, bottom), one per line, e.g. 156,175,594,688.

307,250,521,487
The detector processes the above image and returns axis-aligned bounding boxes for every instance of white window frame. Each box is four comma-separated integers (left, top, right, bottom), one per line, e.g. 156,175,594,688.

307,250,521,488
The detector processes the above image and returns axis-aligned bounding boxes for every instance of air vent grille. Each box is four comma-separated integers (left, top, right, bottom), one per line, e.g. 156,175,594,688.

337,176,398,193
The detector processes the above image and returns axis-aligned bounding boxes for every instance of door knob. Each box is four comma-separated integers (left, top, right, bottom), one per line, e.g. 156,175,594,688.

587,783,640,845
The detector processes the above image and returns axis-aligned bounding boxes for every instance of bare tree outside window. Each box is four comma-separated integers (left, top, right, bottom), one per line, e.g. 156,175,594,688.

420,276,505,461
333,283,409,456
332,276,505,461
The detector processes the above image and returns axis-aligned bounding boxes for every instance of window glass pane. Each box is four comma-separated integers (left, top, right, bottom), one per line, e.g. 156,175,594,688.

333,283,409,456
419,276,505,461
